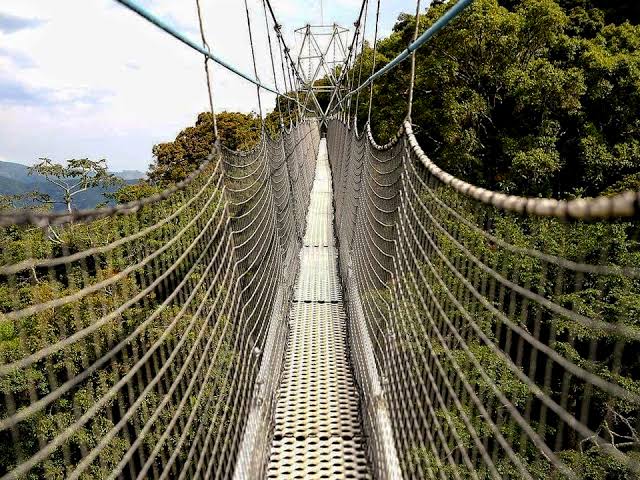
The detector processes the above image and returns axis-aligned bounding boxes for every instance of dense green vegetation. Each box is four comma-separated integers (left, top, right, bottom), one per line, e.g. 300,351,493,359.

350,0,640,198
0,156,236,477
149,109,294,184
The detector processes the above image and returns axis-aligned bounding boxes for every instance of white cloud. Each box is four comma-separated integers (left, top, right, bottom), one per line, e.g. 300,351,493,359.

0,0,411,172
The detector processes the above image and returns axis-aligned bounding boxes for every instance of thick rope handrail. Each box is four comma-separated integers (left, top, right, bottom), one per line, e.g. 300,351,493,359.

405,121,640,219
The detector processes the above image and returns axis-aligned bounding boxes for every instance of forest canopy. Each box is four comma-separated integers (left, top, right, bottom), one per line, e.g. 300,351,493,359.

350,0,640,199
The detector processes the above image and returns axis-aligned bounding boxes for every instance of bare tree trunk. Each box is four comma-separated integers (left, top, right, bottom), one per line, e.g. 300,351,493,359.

65,189,72,213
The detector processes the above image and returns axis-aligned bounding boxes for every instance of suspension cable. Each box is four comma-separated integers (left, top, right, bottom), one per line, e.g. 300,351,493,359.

284,46,303,121
276,32,294,124
346,20,362,123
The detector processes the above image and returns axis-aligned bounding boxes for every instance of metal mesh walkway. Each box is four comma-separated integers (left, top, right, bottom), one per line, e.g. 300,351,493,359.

267,139,371,479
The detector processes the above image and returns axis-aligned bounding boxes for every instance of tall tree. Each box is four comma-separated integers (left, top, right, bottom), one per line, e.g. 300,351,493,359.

28,158,122,212
150,111,262,184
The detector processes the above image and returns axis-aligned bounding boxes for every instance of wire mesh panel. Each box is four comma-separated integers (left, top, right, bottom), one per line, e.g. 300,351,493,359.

0,120,319,480
327,117,640,479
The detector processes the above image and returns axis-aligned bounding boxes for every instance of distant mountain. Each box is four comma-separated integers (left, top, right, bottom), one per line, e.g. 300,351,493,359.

0,161,145,211
113,170,145,180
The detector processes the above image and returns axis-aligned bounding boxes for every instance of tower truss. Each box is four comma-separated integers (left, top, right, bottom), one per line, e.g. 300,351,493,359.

294,24,350,125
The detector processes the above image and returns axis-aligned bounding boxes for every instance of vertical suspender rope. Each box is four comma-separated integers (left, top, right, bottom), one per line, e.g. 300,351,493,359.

195,0,219,142
286,54,301,121
354,0,370,121
367,0,382,124
262,0,284,130
243,0,264,122
276,34,294,126
280,28,303,122
346,26,360,125
407,0,422,119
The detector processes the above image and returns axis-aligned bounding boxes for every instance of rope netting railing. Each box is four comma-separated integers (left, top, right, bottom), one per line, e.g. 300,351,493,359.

0,120,320,480
327,116,640,479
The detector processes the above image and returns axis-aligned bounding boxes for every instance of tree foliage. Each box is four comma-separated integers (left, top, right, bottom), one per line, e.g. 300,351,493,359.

353,0,640,198
341,1,640,476
28,158,122,212
150,111,265,184
0,161,234,478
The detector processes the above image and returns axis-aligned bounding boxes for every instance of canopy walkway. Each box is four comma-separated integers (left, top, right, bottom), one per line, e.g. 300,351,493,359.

2,0,640,479
266,140,370,479
1,116,639,479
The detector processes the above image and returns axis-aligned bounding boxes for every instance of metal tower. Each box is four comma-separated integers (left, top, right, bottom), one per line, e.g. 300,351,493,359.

294,23,349,125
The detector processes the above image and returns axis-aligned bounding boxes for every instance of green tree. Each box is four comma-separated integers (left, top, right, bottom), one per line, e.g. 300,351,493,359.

337,2,640,476
28,158,123,212
150,111,263,184
108,182,162,204
353,0,640,198
0,192,51,212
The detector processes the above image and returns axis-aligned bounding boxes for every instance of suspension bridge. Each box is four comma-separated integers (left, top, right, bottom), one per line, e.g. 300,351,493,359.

1,0,640,479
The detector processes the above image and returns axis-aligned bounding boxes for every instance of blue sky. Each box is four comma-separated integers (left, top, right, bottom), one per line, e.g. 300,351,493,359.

0,0,418,172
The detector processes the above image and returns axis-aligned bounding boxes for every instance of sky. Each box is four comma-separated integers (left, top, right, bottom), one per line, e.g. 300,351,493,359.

0,0,415,172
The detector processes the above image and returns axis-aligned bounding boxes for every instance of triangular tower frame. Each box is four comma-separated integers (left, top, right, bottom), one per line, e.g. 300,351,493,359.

294,23,350,126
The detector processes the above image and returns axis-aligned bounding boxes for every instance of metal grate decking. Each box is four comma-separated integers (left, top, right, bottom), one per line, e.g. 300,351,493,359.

267,139,371,479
